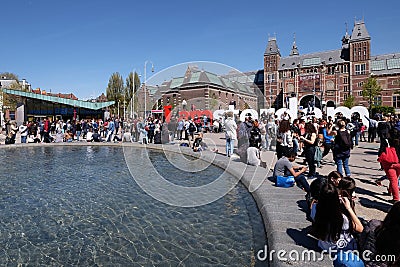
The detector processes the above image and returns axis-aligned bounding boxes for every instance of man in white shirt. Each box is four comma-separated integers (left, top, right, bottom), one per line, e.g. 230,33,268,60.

247,146,261,166
19,122,28,143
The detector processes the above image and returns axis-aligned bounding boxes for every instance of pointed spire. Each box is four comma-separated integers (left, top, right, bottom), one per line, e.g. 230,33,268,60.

350,19,370,42
289,32,299,56
342,22,350,46
264,34,280,56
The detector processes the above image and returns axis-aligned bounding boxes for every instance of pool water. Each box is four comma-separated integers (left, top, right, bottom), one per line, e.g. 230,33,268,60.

0,146,266,266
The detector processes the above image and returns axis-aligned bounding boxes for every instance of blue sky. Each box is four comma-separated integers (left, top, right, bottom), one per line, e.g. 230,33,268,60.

2,0,399,99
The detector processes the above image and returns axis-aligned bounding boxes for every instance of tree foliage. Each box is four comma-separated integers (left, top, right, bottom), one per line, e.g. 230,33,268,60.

362,77,382,115
343,95,355,108
372,106,395,116
106,72,124,114
1,72,22,110
125,71,141,103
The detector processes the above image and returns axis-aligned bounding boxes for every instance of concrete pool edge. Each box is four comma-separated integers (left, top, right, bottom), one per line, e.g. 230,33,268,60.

1,142,326,266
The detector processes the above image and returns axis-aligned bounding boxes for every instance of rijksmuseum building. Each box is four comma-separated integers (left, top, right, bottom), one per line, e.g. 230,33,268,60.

156,20,400,115
264,20,400,111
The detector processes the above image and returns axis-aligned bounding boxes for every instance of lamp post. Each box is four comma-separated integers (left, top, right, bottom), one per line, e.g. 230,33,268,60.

144,60,154,118
313,67,316,109
130,69,136,120
269,73,272,108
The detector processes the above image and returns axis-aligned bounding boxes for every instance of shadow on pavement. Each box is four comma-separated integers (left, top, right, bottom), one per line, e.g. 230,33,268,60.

286,226,319,251
358,197,392,213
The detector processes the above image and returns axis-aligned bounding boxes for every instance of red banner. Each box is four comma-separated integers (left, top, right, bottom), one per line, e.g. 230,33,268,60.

299,74,320,92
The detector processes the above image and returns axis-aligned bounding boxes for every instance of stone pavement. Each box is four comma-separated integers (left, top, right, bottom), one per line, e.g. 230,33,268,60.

202,132,390,221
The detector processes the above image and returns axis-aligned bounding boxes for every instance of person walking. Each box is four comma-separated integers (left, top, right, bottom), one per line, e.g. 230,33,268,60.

224,111,237,157
19,122,28,143
364,115,378,143
332,119,353,177
300,122,318,178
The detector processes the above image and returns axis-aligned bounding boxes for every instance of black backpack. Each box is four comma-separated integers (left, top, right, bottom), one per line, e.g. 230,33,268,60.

188,122,196,132
336,130,352,150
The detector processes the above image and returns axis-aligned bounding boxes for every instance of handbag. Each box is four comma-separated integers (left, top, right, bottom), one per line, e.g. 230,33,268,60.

276,175,295,188
378,139,399,165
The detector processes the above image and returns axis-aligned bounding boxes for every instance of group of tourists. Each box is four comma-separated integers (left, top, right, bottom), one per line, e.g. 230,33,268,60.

308,171,400,266
1,113,223,147
260,112,400,266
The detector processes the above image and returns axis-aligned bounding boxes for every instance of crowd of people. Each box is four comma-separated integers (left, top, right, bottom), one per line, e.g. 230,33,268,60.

2,110,400,266
245,111,400,267
1,114,222,149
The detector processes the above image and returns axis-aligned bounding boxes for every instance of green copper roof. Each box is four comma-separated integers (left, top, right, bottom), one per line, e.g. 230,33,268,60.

2,88,114,110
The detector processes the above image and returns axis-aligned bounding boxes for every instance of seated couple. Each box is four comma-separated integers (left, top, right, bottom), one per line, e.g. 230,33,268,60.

273,149,310,193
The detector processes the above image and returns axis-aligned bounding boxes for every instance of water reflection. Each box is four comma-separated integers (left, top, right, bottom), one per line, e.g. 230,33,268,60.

0,146,266,266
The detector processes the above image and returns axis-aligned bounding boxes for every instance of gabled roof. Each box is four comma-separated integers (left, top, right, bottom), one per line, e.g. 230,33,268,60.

279,50,346,70
161,69,256,96
3,88,114,110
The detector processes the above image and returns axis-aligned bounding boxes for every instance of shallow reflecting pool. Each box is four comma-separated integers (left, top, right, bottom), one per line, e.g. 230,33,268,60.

0,146,266,266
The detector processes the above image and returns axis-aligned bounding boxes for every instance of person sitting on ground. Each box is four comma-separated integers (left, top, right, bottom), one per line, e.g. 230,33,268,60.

192,133,207,152
64,130,73,142
86,129,93,142
273,149,310,193
54,129,64,143
123,129,133,143
328,171,357,209
309,171,357,220
311,183,364,267
92,129,102,142
358,202,400,267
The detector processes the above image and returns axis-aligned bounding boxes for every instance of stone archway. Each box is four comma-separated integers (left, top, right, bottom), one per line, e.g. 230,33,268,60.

299,95,321,109
326,100,336,108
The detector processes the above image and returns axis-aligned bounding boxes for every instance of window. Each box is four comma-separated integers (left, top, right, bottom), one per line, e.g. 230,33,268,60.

344,94,348,100
355,64,366,75
343,77,348,84
357,82,364,88
358,91,363,96
393,96,400,108
374,96,382,106
344,85,348,92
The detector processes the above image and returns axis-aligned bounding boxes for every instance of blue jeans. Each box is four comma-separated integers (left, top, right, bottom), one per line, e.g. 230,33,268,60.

295,174,310,193
335,156,351,177
292,138,299,154
352,132,360,146
21,136,27,143
76,131,81,141
333,250,365,267
226,138,235,156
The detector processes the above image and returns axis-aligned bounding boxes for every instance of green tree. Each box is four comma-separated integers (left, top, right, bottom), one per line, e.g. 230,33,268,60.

343,95,355,108
125,71,140,103
362,77,382,116
106,72,124,116
0,72,22,110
